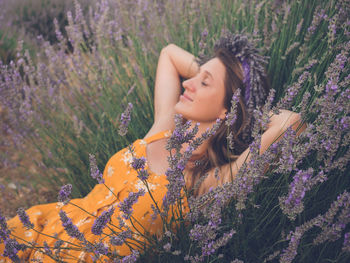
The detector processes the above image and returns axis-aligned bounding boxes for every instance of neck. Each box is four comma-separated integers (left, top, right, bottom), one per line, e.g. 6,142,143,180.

181,119,218,160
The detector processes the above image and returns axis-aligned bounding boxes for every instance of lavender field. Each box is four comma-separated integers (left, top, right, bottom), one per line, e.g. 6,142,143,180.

0,0,349,262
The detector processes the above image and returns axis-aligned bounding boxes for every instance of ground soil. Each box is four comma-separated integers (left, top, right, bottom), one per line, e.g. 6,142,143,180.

0,110,58,220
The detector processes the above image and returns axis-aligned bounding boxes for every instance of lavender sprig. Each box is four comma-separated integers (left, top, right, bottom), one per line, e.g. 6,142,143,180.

91,206,115,236
0,210,10,241
120,249,140,263
279,168,327,220
110,229,132,246
118,189,146,220
225,89,240,127
92,242,109,259
118,103,133,136
131,157,146,170
57,184,72,204
313,191,350,245
43,241,53,257
342,232,350,253
59,210,85,241
275,71,311,110
131,156,150,181
2,238,27,262
280,191,350,263
163,116,221,208
53,239,64,257
16,207,34,229
280,215,323,263
89,153,104,184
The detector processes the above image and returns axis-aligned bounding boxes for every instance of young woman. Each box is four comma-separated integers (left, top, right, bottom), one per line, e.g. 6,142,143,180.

0,33,304,262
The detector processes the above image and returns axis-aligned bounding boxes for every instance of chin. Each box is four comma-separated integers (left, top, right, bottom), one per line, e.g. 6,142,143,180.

174,102,184,115
174,103,191,120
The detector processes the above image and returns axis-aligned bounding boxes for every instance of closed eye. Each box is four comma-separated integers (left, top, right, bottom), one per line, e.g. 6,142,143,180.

201,76,209,86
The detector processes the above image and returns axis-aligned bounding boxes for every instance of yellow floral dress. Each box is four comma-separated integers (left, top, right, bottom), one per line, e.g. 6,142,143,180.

0,130,179,262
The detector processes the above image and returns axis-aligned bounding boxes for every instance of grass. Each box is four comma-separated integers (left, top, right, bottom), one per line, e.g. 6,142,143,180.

0,0,349,261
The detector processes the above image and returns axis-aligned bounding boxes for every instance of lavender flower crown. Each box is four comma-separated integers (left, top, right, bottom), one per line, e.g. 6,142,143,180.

213,31,270,115
197,31,270,143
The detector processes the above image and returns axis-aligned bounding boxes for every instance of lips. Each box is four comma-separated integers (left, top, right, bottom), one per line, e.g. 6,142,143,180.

182,93,193,101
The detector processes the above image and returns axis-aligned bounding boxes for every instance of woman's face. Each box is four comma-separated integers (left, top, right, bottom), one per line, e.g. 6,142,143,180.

174,57,227,124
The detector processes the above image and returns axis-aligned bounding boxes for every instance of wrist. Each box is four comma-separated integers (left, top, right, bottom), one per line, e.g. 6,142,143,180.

187,56,199,78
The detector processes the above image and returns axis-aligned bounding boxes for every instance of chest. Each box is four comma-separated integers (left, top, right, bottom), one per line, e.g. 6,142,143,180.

146,139,170,175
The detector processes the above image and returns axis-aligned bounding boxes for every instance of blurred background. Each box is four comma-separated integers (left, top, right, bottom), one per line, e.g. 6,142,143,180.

0,0,349,261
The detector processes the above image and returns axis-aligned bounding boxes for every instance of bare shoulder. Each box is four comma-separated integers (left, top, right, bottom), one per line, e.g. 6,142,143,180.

268,109,302,129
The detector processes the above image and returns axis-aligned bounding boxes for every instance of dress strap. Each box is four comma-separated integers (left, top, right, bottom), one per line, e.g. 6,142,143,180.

143,129,172,144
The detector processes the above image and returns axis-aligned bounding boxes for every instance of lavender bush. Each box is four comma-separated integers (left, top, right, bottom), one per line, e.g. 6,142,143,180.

0,0,91,45
0,0,349,262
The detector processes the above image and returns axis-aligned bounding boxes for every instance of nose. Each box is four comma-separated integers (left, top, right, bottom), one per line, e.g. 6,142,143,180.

182,78,195,92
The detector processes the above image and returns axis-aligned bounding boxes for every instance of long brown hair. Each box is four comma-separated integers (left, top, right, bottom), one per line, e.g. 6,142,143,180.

188,47,270,196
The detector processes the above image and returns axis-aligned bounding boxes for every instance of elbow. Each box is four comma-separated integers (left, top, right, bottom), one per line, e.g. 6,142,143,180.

289,113,306,136
161,44,175,55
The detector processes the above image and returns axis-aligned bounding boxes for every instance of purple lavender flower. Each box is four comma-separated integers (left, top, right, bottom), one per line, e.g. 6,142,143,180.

199,28,208,50
58,184,72,204
163,242,171,252
225,89,240,127
276,71,310,110
166,114,198,150
110,229,132,246
118,103,133,136
43,241,52,256
313,191,350,245
3,238,26,262
201,28,208,39
59,210,85,241
94,242,109,256
343,232,350,252
118,189,146,219
150,204,159,221
137,169,150,181
121,249,139,263
54,18,64,42
279,168,327,220
306,8,327,37
295,18,304,36
16,207,34,229
53,239,64,256
164,167,186,206
201,230,235,257
164,114,222,208
0,210,10,240
131,156,146,170
280,215,323,263
89,153,104,184
92,206,115,235
188,198,228,260
327,17,337,44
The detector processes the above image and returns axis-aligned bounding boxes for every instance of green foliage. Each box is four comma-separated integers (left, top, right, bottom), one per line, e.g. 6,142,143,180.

0,29,17,64
1,0,349,261
0,0,90,44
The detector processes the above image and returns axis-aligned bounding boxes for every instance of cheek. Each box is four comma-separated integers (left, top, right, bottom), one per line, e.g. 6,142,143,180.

199,92,225,111
195,98,224,119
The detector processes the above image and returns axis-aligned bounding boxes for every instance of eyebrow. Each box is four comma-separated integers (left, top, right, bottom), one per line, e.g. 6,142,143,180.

199,68,214,80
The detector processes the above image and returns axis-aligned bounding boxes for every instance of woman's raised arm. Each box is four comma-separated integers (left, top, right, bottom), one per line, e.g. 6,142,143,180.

145,44,199,138
196,109,306,196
